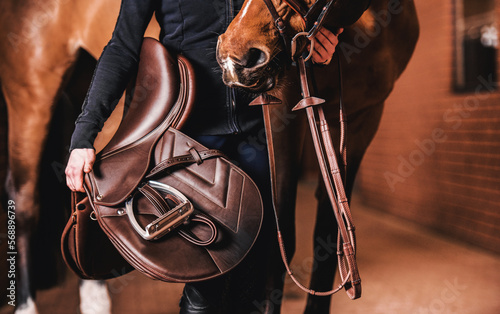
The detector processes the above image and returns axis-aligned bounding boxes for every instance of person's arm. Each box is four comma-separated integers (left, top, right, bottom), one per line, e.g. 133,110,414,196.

70,0,156,150
66,0,156,192
310,27,344,65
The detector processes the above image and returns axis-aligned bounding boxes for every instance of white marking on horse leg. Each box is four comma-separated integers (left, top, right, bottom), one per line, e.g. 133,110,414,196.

14,297,37,314
79,280,112,314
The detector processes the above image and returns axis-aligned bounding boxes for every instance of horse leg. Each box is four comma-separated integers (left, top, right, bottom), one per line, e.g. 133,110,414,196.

79,280,112,314
2,54,78,310
4,96,48,313
303,180,339,314
304,103,384,314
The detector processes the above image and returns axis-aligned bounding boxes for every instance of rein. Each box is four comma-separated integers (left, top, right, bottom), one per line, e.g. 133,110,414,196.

289,56,360,298
253,0,362,299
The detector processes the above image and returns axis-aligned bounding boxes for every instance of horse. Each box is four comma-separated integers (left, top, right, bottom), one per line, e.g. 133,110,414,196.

1,0,417,313
217,0,419,312
0,1,159,313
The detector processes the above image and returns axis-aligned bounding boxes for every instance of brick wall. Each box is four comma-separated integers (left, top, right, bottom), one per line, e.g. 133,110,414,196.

355,0,500,254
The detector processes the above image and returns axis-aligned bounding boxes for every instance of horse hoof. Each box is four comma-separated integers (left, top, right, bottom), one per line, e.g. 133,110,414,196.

14,297,37,314
79,280,112,314
179,285,211,314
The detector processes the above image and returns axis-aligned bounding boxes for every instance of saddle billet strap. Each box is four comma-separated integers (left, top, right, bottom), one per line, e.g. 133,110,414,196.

146,149,225,179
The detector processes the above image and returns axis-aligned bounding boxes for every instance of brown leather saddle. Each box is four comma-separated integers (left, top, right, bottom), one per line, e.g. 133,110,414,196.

62,38,263,282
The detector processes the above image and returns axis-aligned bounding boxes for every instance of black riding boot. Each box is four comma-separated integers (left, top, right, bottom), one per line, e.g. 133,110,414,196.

179,284,212,314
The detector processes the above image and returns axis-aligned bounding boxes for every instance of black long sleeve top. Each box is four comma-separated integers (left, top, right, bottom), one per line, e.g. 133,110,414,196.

70,0,262,151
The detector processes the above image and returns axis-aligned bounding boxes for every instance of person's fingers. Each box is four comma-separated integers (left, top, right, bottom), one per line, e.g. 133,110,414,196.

65,162,85,192
311,27,341,65
83,152,95,173
65,175,74,192
65,148,95,192
73,167,85,192
318,28,337,49
311,40,332,64
311,44,328,64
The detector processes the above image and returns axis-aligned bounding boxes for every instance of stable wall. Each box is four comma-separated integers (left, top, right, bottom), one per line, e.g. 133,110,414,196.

355,0,500,254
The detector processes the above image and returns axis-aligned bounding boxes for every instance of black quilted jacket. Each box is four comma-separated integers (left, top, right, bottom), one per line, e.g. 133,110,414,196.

70,0,262,150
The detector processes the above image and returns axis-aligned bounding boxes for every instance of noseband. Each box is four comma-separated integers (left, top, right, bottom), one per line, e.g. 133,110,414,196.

261,0,337,60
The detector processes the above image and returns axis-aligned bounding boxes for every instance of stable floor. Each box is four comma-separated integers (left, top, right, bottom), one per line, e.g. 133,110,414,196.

2,180,500,314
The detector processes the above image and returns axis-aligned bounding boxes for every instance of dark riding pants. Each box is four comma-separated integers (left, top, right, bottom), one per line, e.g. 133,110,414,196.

180,125,275,314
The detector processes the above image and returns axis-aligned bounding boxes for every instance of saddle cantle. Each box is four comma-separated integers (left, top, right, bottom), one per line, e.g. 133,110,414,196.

66,37,263,282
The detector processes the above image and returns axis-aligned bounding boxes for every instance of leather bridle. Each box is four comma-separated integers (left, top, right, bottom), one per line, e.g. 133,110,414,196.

261,0,338,60
255,0,363,300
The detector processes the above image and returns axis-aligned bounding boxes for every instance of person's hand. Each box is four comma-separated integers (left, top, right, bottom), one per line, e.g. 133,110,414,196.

65,148,95,192
310,27,344,65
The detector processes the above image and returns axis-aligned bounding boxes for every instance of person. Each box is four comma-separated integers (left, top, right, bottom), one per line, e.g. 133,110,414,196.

65,0,342,312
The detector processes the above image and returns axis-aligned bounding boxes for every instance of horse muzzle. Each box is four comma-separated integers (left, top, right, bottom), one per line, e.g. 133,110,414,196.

216,36,278,93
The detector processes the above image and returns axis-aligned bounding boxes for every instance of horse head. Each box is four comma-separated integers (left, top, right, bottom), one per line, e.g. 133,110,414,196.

216,0,371,92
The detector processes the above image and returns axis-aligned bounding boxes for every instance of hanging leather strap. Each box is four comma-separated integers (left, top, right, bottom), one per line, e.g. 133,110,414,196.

259,56,361,299
262,0,294,57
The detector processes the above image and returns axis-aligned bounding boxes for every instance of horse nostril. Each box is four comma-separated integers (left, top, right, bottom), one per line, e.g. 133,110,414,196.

242,48,268,69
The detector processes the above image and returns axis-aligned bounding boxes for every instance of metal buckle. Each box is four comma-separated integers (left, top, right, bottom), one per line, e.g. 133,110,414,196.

291,32,315,61
125,181,194,240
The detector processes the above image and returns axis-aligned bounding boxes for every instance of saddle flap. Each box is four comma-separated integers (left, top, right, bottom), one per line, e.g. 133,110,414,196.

89,128,263,282
87,38,196,206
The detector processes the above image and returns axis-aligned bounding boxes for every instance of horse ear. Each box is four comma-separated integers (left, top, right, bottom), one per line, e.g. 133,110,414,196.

328,0,371,28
